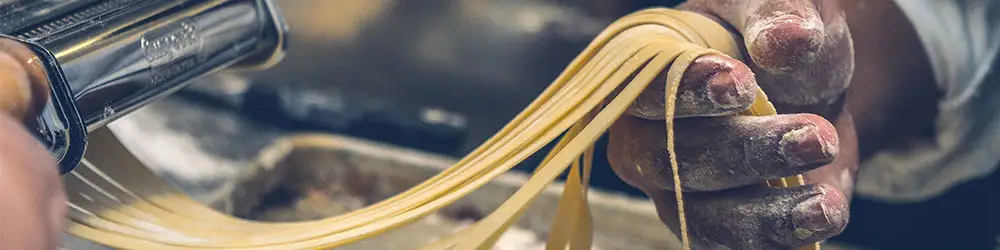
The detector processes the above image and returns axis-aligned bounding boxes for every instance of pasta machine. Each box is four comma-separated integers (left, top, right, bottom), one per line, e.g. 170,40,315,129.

0,0,287,174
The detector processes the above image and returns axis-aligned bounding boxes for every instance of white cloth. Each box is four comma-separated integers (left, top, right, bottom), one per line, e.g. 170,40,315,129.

855,0,1000,202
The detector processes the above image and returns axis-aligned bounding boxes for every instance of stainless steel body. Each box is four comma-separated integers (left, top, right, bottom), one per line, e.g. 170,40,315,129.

0,0,286,172
0,0,286,131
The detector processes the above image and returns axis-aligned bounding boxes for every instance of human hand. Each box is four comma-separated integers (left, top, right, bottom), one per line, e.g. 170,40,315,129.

607,0,857,249
0,45,65,250
0,112,65,250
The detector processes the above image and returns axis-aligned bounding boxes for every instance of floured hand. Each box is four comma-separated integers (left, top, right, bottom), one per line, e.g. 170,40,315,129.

607,0,857,249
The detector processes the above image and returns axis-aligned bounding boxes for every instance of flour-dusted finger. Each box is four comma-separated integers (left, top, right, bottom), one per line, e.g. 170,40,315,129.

680,0,826,73
649,183,849,249
679,0,853,106
608,113,838,192
627,54,758,120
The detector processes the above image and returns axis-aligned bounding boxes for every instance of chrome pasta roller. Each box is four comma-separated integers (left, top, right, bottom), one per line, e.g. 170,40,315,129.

0,0,287,174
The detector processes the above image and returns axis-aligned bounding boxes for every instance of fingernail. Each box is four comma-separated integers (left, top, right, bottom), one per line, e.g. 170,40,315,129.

706,69,754,110
791,194,832,240
748,16,823,72
706,70,740,106
779,125,834,167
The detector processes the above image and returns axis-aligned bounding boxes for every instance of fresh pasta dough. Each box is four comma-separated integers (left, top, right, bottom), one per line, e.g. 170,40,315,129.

62,7,815,250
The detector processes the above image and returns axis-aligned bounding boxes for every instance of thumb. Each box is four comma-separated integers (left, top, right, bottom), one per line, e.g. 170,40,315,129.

681,0,827,73
0,50,65,249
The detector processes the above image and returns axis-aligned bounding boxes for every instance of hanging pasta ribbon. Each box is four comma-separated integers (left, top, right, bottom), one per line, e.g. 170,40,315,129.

60,7,816,250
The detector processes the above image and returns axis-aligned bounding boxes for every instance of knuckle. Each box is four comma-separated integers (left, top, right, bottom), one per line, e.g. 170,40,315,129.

0,52,31,120
607,118,669,189
626,78,667,120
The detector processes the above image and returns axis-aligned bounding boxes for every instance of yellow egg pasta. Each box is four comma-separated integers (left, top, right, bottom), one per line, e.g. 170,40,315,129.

63,8,815,250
